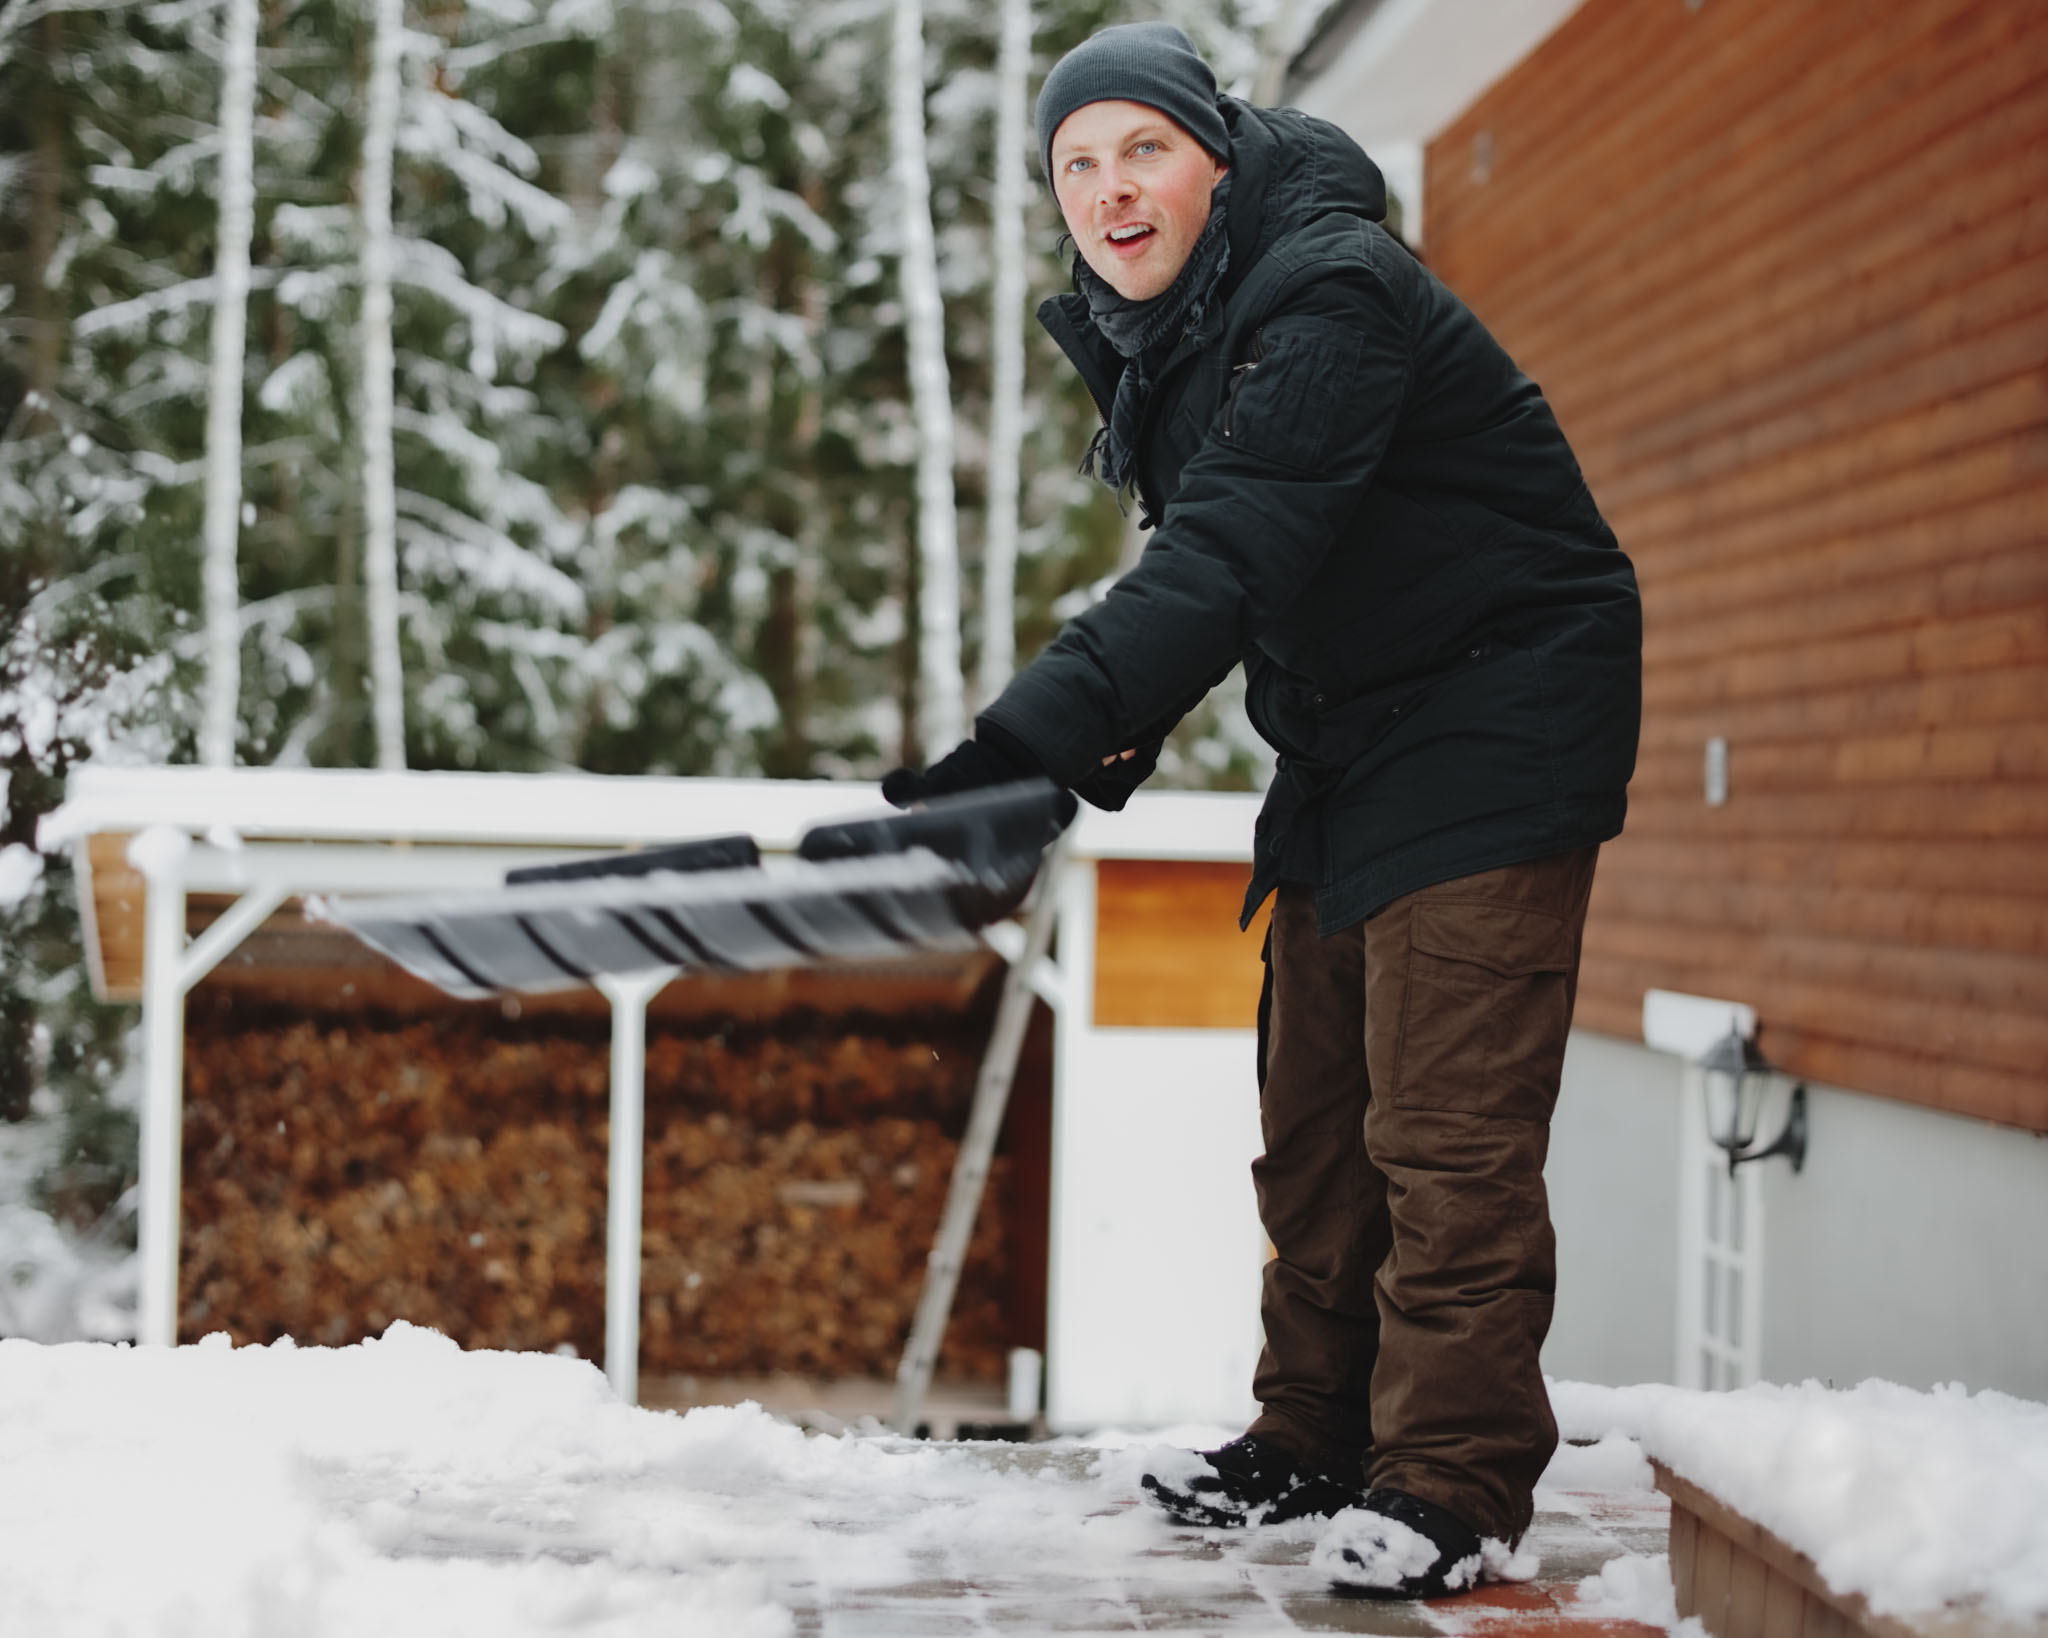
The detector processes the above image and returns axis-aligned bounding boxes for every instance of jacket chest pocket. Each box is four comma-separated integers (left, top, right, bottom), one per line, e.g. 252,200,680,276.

1222,320,1360,474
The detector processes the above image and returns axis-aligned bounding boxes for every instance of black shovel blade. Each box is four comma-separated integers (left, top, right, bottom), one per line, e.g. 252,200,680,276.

797,779,1070,923
310,780,1071,1000
312,850,983,1000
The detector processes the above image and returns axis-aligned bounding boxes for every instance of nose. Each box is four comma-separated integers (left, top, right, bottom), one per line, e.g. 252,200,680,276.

1095,165,1136,210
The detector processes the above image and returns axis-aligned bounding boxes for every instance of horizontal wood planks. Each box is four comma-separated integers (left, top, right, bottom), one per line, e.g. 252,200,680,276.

1425,0,2048,1129
1092,858,1266,1029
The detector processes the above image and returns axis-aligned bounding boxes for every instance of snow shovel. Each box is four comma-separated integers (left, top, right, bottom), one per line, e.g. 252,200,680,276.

308,780,1070,999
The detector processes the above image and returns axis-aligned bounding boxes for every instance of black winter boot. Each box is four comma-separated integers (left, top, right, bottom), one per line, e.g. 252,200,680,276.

1139,1434,1369,1528
1313,1488,1485,1599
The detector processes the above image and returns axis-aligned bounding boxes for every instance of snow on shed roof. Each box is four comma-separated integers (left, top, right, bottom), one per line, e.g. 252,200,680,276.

38,764,1260,863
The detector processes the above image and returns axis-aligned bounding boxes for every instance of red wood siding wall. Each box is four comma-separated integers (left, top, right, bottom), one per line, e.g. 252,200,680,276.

1422,0,2047,1129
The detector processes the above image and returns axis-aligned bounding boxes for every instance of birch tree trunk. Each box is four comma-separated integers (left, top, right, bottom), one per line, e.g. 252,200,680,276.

890,0,964,757
977,0,1030,711
358,0,407,769
197,0,259,768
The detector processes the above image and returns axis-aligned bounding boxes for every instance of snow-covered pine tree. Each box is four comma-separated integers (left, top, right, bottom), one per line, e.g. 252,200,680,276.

0,1,202,1334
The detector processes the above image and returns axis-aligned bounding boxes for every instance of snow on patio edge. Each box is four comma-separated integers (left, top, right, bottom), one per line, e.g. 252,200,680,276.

1551,1378,2048,1623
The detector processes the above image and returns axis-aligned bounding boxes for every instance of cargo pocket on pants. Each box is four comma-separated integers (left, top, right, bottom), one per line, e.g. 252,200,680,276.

1391,899,1576,1121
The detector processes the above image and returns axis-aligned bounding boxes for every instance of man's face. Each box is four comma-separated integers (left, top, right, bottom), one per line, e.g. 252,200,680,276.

1050,99,1228,302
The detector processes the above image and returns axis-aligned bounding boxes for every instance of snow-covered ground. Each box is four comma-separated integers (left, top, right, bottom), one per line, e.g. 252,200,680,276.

0,1326,2041,1636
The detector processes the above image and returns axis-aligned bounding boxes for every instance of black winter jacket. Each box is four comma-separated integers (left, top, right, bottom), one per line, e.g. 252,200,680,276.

979,99,1642,934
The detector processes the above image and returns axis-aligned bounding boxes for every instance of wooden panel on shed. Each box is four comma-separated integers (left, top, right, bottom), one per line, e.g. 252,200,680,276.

1092,858,1266,1030
1422,0,2048,1131
86,831,146,1002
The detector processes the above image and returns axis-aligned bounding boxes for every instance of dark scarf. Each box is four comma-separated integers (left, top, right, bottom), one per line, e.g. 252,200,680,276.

1076,171,1233,496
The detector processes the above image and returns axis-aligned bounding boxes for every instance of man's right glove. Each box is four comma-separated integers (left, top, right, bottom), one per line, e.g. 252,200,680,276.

882,725,1078,826
1069,738,1162,812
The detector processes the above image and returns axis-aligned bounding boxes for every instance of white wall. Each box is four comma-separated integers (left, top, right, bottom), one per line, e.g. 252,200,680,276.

1541,1030,2048,1402
1046,1024,1266,1432
1044,861,1267,1432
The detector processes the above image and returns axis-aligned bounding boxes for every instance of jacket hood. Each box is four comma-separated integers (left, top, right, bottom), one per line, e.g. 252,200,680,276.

1035,98,1390,427
1217,98,1387,290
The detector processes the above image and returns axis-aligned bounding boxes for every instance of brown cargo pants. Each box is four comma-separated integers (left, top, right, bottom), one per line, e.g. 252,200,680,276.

1245,846,1599,1543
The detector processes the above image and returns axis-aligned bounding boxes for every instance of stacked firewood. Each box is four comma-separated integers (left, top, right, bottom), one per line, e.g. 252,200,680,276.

180,1004,1011,1379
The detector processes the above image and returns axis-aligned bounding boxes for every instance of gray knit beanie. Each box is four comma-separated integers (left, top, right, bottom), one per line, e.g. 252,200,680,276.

1035,22,1229,184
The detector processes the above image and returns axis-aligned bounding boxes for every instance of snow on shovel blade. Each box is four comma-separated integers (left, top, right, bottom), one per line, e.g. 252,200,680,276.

308,781,1069,1000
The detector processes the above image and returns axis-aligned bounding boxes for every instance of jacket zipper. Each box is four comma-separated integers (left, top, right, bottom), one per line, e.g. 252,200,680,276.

1123,328,1212,521
1222,328,1268,440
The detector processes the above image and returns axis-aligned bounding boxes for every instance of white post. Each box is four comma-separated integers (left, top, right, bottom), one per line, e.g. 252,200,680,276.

1042,853,1095,1431
596,968,674,1404
129,828,193,1346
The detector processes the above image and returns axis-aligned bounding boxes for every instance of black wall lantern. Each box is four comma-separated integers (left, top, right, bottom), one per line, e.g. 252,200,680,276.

1699,1026,1808,1177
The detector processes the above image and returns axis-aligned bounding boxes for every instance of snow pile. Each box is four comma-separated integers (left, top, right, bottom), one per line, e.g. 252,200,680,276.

0,1324,1167,1636
1573,1551,1690,1630
1552,1378,2048,1620
1537,1427,1656,1496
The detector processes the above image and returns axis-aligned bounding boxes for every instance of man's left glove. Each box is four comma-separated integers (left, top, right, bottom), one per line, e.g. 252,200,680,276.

882,726,1078,826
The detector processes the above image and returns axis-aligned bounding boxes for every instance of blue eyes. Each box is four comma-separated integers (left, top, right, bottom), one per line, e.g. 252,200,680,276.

1066,142,1163,175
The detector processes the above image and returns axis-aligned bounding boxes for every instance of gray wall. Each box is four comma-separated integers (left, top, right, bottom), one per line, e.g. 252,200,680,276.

1762,1085,2048,1401
1544,1030,1682,1386
1541,1030,2048,1401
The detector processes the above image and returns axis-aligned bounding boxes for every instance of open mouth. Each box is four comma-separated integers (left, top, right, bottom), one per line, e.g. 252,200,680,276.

1105,223,1155,251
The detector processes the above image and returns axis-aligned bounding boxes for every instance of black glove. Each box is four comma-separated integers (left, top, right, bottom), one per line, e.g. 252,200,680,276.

1068,737,1163,812
882,726,1077,825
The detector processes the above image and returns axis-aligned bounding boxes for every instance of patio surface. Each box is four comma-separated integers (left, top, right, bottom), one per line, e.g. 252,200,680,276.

778,1441,1674,1637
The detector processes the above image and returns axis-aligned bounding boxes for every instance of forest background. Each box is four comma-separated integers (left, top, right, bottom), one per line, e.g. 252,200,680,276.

0,0,1328,1335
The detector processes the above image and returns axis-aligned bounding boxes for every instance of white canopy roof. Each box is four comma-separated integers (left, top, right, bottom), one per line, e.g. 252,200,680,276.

39,765,1262,863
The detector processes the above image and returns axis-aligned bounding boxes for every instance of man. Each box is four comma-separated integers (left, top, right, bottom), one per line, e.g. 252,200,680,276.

883,22,1641,1599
